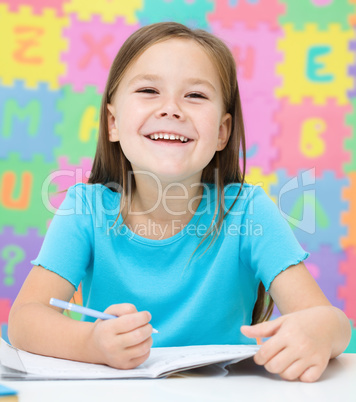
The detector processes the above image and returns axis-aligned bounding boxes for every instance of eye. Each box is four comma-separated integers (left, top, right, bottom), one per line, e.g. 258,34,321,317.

136,88,158,94
186,92,207,99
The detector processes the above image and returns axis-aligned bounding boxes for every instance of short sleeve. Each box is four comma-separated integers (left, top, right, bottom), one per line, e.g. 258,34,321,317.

31,184,93,290
239,185,309,291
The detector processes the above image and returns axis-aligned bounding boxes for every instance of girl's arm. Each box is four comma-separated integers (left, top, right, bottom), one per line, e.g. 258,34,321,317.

241,262,352,382
8,266,153,369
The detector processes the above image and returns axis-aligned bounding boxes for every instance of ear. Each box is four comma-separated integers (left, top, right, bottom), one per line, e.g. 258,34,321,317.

107,104,120,142
217,113,232,151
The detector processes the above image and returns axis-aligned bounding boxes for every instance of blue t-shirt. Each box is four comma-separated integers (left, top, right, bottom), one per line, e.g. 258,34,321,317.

31,182,309,347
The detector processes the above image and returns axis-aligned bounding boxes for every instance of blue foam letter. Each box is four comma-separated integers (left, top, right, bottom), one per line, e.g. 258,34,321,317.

306,46,333,82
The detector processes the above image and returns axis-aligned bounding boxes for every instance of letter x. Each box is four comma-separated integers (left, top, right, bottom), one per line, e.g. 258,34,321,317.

79,33,114,69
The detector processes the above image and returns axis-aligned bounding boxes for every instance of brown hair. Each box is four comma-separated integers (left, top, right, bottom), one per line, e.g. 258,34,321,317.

88,22,273,325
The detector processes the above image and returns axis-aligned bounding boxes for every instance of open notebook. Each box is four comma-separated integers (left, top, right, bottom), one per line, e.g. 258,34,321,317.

0,339,259,380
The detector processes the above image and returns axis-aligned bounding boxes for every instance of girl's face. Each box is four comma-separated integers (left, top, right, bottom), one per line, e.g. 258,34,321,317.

107,38,232,184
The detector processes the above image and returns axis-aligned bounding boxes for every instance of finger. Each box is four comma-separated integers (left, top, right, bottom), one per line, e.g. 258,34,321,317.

125,336,153,361
241,317,284,339
104,303,138,317
299,362,327,383
261,347,298,375
120,323,154,348
254,335,288,366
111,311,152,334
277,358,311,381
277,359,320,382
123,349,151,370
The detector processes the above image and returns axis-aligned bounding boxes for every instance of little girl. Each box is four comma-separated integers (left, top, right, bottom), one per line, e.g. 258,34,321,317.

8,22,351,382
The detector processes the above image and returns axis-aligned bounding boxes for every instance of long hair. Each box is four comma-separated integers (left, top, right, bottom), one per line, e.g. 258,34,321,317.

88,22,273,325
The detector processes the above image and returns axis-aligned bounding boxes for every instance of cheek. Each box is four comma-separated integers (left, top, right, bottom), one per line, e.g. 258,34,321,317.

199,112,221,141
119,102,150,132
118,137,138,166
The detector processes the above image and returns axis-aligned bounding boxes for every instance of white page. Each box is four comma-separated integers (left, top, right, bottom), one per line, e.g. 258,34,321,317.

142,344,260,377
0,339,259,380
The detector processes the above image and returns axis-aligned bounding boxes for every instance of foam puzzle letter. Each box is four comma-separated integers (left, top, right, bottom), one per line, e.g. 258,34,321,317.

1,171,33,210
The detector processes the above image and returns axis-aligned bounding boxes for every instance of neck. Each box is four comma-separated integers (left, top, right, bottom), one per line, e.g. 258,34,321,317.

125,171,204,225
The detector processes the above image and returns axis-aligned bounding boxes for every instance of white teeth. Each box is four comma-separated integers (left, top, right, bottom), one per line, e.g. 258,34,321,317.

148,133,190,142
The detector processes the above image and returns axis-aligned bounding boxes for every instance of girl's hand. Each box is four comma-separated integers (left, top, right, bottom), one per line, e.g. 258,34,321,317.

240,306,336,382
88,303,154,370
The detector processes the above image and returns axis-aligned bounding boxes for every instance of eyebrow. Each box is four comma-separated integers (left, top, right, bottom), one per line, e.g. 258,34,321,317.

128,73,217,93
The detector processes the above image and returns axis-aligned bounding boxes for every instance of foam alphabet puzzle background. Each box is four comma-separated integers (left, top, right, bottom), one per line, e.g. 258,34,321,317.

0,0,355,352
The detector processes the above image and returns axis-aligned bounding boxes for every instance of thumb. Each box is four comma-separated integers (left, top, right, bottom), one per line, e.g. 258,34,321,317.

241,317,284,339
104,303,138,317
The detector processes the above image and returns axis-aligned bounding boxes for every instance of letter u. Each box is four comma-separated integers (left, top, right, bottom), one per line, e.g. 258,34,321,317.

1,171,33,209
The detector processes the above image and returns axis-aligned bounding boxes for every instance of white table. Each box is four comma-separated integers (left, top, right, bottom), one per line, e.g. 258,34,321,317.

1,354,355,402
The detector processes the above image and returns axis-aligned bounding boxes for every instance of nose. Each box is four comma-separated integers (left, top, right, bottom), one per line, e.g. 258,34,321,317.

159,111,181,119
156,97,183,120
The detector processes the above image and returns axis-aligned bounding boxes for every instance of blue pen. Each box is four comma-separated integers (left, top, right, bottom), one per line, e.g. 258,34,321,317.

50,298,158,333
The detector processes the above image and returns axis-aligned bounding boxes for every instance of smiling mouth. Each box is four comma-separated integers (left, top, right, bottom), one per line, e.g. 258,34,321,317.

145,133,191,143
